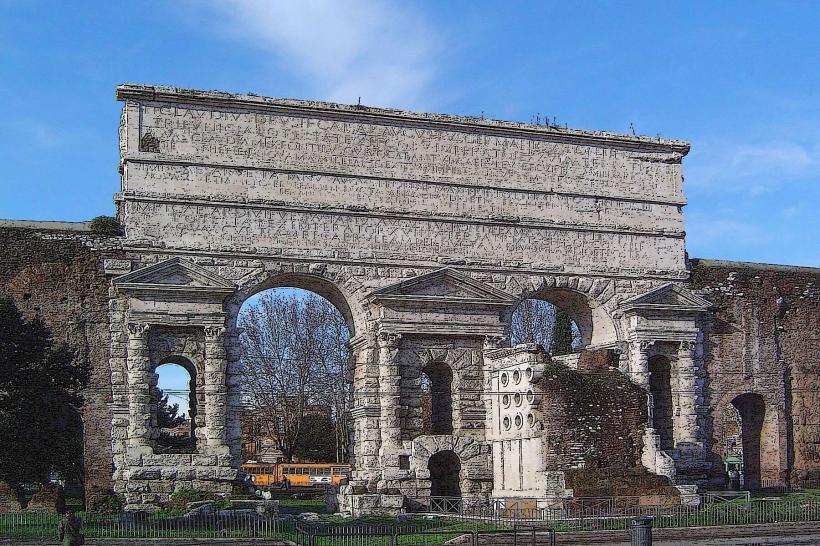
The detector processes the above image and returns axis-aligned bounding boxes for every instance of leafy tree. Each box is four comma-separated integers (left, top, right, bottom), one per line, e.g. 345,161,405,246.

551,309,574,356
0,297,89,486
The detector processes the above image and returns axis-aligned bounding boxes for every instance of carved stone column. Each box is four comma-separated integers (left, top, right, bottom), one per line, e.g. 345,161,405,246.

674,340,701,445
630,340,653,391
204,325,230,456
377,331,402,471
126,322,153,455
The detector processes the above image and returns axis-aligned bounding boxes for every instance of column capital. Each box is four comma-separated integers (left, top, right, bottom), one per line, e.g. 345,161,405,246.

127,322,150,337
638,339,656,353
377,331,402,349
204,325,226,339
678,340,697,357
483,335,505,350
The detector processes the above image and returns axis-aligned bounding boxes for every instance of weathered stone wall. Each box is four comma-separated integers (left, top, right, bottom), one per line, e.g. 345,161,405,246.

692,259,820,485
0,224,122,504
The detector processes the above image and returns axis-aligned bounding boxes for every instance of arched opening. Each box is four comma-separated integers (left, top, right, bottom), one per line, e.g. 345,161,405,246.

237,286,351,464
428,450,461,498
420,362,454,435
153,360,196,453
649,356,674,451
508,297,582,353
507,288,618,349
731,393,766,489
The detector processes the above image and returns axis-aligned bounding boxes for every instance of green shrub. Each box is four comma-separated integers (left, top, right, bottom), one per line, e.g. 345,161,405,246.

89,216,123,235
167,488,229,512
90,491,123,514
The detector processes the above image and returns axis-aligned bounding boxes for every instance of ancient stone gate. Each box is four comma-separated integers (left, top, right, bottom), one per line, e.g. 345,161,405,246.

111,84,712,509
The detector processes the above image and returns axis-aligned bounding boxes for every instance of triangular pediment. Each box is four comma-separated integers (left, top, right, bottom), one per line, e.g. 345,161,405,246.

370,268,516,306
619,283,712,313
114,257,236,294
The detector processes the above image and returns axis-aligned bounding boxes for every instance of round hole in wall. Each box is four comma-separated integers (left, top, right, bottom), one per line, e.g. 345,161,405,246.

526,390,534,404
500,372,509,386
502,394,511,407
527,413,535,427
525,367,533,380
503,416,511,430
512,370,521,384
514,392,522,406
515,414,523,429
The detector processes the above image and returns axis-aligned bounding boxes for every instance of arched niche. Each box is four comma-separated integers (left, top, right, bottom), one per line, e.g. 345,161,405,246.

731,393,766,488
428,450,462,498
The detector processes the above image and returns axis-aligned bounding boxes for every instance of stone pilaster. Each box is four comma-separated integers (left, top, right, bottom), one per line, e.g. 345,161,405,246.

203,325,230,456
630,340,653,391
349,339,381,488
126,322,153,455
377,331,402,471
224,325,244,464
674,340,702,445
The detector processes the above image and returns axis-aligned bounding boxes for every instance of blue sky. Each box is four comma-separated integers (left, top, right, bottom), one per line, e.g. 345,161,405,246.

1,1,818,266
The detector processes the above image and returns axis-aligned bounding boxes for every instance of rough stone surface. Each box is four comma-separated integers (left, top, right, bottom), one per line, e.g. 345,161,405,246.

25,485,65,513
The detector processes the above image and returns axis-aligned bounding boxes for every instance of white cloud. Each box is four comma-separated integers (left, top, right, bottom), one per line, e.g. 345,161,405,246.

203,0,438,108
686,138,820,194
782,206,800,218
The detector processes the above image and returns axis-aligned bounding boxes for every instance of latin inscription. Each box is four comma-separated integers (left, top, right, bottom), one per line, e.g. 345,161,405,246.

126,163,683,234
123,200,685,271
135,103,683,202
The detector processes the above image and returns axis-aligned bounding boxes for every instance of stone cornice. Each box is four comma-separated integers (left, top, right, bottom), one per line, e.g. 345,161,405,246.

116,84,691,155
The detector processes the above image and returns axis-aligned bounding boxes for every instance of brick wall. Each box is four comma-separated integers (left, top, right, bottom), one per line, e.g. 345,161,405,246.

0,226,122,503
692,259,820,485
536,350,678,496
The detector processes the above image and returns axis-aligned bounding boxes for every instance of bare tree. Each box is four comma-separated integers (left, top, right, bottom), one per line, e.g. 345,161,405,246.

238,291,351,462
509,299,582,352
509,298,557,348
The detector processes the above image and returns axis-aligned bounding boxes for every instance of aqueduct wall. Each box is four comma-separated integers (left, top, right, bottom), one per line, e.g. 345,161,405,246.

0,85,818,510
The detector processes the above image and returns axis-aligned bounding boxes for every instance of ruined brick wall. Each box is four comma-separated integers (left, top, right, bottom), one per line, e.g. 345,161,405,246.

0,225,122,502
537,350,677,496
692,259,820,485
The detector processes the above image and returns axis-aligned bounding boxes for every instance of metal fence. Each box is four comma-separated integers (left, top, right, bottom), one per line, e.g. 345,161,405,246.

294,521,557,546
2,495,820,543
415,494,820,533
0,510,295,541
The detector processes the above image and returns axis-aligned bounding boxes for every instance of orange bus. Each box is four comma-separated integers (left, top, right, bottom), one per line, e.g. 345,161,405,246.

241,462,351,488
241,463,278,488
